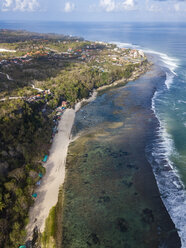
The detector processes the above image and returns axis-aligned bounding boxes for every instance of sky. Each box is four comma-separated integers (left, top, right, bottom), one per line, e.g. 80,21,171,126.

0,0,186,22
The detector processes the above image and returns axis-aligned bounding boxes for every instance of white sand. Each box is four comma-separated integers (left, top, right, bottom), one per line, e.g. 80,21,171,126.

0,48,16,52
26,91,97,240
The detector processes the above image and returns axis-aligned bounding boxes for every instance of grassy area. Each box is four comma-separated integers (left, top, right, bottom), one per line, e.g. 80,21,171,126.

42,206,56,248
42,186,64,248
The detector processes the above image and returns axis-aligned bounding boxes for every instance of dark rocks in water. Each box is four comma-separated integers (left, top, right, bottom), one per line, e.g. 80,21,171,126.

163,165,173,172
116,163,139,170
116,218,129,232
141,208,154,224
87,233,100,246
98,195,111,203
109,150,129,159
110,152,118,158
126,164,139,170
122,180,133,188
122,151,129,156
116,163,124,168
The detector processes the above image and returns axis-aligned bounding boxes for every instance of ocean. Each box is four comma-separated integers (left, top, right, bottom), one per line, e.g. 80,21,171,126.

1,21,186,246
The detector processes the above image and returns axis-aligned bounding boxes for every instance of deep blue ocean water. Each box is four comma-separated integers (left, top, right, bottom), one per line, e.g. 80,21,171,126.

1,21,186,246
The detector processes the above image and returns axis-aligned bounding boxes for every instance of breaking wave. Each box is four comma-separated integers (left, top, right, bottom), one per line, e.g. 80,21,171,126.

149,90,186,248
113,41,186,247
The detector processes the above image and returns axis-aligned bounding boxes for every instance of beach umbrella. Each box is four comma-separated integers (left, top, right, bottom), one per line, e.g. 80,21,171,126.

42,155,48,163
39,172,43,178
32,193,37,198
36,181,41,186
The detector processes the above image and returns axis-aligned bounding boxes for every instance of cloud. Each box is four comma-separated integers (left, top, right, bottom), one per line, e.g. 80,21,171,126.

122,0,136,10
64,2,75,12
2,0,39,11
173,2,186,11
147,4,162,11
152,0,186,12
174,3,180,10
153,0,186,1
99,0,137,12
100,0,116,12
3,0,13,8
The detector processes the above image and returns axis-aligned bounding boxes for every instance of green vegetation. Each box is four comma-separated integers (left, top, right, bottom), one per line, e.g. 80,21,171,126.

0,29,149,247
42,207,56,248
42,186,64,248
0,29,82,45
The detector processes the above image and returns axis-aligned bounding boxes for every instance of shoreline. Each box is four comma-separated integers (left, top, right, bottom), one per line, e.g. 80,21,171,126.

26,91,97,240
59,64,181,247
97,62,151,92
26,108,76,239
26,62,150,241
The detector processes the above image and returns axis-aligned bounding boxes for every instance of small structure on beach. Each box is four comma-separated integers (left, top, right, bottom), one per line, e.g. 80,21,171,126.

61,101,67,107
32,193,37,198
39,172,43,178
42,155,48,163
36,180,41,186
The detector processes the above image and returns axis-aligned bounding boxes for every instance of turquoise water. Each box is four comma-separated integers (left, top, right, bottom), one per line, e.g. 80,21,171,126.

1,21,186,246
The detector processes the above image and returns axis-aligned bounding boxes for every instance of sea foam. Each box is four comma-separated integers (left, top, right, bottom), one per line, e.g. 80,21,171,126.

150,90,186,248
113,41,186,247
147,51,186,248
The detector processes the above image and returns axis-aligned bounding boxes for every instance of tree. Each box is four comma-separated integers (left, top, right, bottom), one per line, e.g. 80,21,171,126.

0,201,5,211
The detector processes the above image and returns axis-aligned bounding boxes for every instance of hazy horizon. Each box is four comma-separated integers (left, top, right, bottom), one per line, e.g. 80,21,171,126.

0,0,186,23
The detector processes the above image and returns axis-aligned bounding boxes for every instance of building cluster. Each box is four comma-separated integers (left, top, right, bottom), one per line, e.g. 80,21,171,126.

26,89,52,103
59,43,105,61
129,49,145,59
106,48,146,67
26,50,49,57
51,101,67,140
0,56,32,66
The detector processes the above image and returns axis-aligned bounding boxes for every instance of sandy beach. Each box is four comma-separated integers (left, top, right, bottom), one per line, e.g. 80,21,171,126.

59,65,181,248
0,48,16,52
26,65,149,241
26,91,97,240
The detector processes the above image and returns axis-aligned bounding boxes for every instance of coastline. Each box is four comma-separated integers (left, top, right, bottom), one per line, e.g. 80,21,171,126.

57,64,181,247
26,61,149,242
0,25,184,248
26,91,97,240
97,62,151,92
